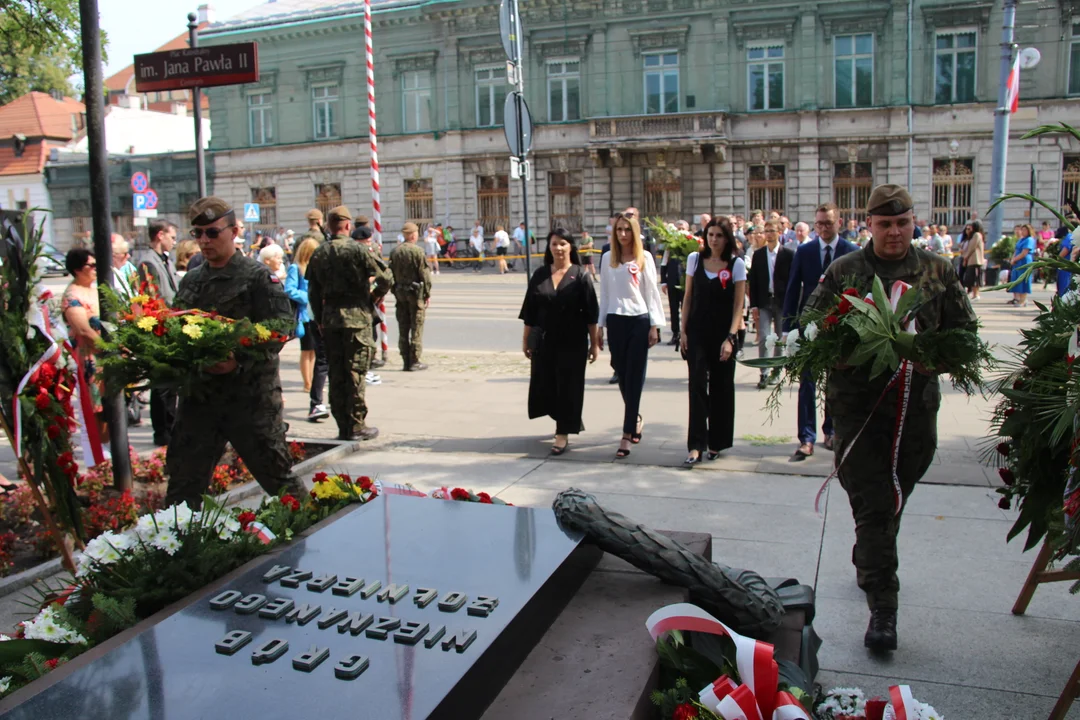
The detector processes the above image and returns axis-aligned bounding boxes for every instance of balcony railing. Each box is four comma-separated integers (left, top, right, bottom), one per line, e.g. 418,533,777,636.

589,112,726,140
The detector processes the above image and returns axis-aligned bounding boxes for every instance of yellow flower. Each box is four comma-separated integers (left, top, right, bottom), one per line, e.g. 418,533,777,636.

130,295,150,305
312,482,348,501
136,316,157,332
183,314,205,325
254,324,271,342
182,324,203,340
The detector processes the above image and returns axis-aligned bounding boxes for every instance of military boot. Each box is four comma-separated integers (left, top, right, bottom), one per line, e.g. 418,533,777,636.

864,608,898,653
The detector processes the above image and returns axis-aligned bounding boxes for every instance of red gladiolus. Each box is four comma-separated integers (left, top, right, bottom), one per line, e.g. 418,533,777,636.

998,468,1015,486
672,703,699,720
997,442,1010,457
35,391,51,411
998,497,1011,510
280,494,300,512
450,488,470,501
312,472,329,484
238,511,256,530
477,492,493,504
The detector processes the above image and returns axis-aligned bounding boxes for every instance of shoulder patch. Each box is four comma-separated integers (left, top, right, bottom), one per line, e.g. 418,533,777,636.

270,275,280,283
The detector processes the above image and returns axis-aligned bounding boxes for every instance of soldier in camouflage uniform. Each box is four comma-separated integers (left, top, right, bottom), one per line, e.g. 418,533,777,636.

301,208,325,244
804,184,978,654
165,197,305,509
388,222,432,371
306,206,393,440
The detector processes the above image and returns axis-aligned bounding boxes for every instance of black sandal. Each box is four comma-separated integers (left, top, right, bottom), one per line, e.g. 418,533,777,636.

706,450,721,461
631,415,644,444
615,448,631,458
684,453,702,467
551,443,569,456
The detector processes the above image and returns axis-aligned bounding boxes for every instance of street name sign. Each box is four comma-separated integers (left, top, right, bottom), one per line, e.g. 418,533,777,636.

134,42,259,93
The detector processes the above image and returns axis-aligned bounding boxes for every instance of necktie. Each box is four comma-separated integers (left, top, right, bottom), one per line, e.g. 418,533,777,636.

823,245,833,271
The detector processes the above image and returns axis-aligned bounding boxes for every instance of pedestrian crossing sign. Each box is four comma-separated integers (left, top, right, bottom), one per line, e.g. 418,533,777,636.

243,203,260,223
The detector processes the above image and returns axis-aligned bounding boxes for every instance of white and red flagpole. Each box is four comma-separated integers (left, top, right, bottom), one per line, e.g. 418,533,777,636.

1005,51,1021,114
364,0,381,246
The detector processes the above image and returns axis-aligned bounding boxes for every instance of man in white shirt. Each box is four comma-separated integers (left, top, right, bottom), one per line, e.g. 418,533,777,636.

786,222,810,252
493,225,511,274
469,221,485,273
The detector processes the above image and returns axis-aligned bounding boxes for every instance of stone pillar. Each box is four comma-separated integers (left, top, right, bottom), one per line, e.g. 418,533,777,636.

795,113,821,217
589,28,607,118
444,36,461,131
796,10,817,110
712,16,730,111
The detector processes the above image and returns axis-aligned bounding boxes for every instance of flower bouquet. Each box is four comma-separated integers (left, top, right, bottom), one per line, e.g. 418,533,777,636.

96,286,292,396
741,275,992,416
431,486,512,505
647,218,704,290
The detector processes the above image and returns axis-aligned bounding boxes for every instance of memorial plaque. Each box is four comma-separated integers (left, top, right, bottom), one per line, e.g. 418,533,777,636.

0,495,600,719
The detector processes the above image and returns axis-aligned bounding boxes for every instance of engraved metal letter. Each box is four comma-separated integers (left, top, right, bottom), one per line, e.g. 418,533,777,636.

365,616,401,640
251,638,289,665
258,597,295,620
234,593,268,615
359,579,382,599
331,576,364,597
467,596,499,618
337,611,374,636
316,607,349,630
377,583,409,604
284,603,321,626
394,620,430,645
307,574,338,593
438,591,467,612
215,630,252,655
334,653,370,680
413,588,437,609
292,645,330,672
424,625,446,649
441,628,478,653
280,569,314,588
208,589,243,611
261,564,291,583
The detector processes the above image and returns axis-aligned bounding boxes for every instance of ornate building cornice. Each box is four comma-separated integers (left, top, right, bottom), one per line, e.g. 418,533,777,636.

729,17,797,49
388,50,439,77
820,5,892,40
299,62,344,88
920,1,994,33
627,24,690,55
529,31,591,60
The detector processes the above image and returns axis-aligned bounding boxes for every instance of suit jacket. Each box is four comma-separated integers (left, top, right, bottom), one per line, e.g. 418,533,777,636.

781,237,858,332
133,247,178,304
748,244,793,309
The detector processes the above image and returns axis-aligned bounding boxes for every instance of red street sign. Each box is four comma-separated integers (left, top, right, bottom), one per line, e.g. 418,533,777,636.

131,172,148,193
133,42,259,93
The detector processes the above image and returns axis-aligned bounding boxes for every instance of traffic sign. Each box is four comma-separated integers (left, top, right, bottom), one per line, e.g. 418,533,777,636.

503,91,533,158
134,42,259,93
144,188,158,210
133,193,148,210
135,209,158,218
244,203,261,223
499,0,522,64
131,172,149,193
133,217,148,227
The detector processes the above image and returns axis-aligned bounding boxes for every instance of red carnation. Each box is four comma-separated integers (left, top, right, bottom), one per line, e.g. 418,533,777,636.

46,425,61,440
673,703,699,720
57,451,74,468
44,658,60,670
357,476,373,490
477,492,493,504
998,497,1011,510
996,442,1010,457
998,468,1015,486
338,473,352,484
280,494,300,512
842,288,859,296
153,322,166,337
239,337,253,347
824,314,840,328
35,391,51,411
450,488,470,501
237,511,256,530
312,472,329,484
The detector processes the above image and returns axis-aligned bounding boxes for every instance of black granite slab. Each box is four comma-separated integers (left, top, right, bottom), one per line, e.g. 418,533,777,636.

0,494,601,720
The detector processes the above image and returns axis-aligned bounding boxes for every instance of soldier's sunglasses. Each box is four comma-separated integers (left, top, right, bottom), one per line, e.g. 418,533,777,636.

190,225,235,240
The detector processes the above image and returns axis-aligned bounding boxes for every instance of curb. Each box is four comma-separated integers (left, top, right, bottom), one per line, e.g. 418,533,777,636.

0,439,363,600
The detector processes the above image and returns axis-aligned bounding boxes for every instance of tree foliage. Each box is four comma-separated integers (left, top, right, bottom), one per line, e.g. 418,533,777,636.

0,0,93,105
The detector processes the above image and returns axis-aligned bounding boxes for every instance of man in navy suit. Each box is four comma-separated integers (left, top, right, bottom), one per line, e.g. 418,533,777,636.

781,201,858,460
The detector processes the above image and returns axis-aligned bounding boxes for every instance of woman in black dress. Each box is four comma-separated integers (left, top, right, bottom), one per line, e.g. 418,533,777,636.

519,229,601,454
679,217,747,466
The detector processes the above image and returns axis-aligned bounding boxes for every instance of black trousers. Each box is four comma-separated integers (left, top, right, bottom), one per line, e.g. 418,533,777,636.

607,313,651,435
150,388,177,445
686,343,735,453
304,320,329,410
668,286,683,338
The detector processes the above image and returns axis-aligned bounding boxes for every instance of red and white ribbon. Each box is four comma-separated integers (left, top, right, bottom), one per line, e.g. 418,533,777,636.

71,345,106,468
646,603,811,720
376,298,389,357
244,521,276,545
14,287,64,458
719,268,732,289
887,685,917,720
627,261,640,287
364,0,382,247
814,280,914,516
374,480,426,498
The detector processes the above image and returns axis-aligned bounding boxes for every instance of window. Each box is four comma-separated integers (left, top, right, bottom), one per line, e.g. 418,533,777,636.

833,162,874,224
935,31,977,104
644,168,682,219
251,187,277,229
1063,156,1080,211
1069,21,1080,96
476,67,507,127
314,183,342,219
477,175,510,231
402,71,432,132
312,84,339,139
248,93,273,146
643,53,679,114
547,61,580,122
404,179,434,226
931,158,974,228
15,201,28,211
70,199,91,236
747,165,786,216
548,172,583,232
748,45,784,110
834,34,873,108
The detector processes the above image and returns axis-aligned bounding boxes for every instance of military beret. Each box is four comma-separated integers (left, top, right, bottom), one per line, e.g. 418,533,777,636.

354,214,370,226
306,208,324,223
867,184,914,217
328,205,352,223
351,225,373,241
189,196,234,226
402,222,419,234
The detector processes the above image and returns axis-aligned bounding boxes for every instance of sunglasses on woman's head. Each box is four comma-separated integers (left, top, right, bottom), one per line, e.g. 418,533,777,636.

190,225,234,240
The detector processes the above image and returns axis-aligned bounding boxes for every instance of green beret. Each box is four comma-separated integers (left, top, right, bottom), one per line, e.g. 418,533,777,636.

189,196,235,226
867,184,914,217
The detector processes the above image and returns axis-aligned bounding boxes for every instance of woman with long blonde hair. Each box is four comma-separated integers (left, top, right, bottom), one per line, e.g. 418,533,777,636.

598,214,666,458
286,237,330,421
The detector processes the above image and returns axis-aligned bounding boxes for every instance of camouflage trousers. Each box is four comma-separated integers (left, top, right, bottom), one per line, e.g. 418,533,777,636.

323,327,374,438
395,295,425,367
834,409,937,611
164,381,303,509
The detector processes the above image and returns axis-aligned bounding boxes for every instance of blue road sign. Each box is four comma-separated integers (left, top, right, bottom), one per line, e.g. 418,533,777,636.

145,189,159,210
244,203,260,223
131,172,149,193
133,193,148,210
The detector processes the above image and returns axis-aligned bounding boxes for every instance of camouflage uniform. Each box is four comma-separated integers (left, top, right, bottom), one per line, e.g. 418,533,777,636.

388,240,431,368
165,252,304,509
804,241,977,611
306,232,393,438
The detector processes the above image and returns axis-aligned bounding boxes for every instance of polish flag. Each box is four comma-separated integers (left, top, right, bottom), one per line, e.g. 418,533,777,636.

1005,52,1021,114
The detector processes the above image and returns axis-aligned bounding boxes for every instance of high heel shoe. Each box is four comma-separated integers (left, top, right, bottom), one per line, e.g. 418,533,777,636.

683,452,702,467
631,414,644,444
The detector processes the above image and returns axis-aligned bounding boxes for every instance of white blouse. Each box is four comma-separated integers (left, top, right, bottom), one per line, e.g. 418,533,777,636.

686,252,747,282
598,251,667,328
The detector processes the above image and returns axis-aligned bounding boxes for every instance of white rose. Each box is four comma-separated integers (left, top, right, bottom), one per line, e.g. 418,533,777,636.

764,333,779,351
783,338,800,357
0,676,10,694
804,322,819,342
